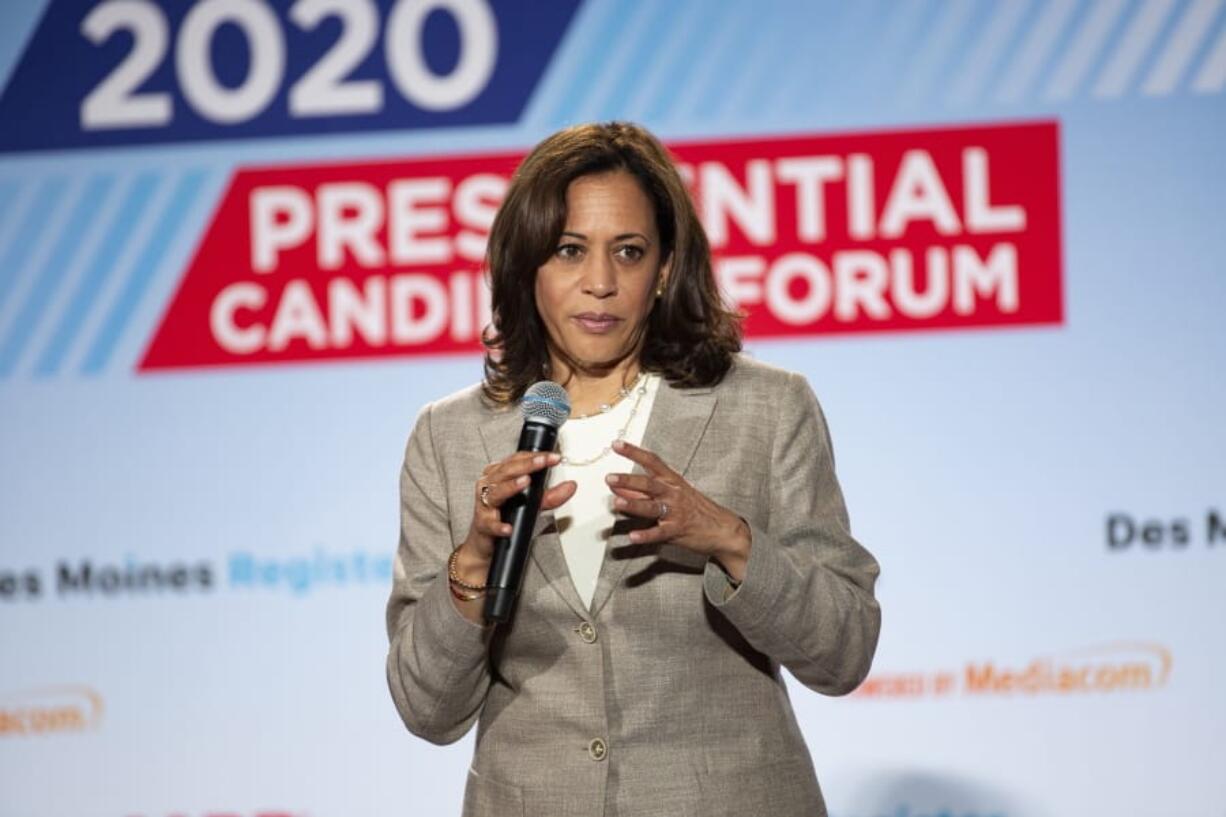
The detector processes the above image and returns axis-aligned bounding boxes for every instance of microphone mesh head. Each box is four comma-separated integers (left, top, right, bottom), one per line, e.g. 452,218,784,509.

521,381,571,428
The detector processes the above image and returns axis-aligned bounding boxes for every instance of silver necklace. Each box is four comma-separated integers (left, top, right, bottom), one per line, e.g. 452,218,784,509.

560,374,650,467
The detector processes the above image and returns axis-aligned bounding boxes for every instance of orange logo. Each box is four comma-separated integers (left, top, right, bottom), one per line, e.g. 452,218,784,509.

854,642,1172,700
0,685,104,736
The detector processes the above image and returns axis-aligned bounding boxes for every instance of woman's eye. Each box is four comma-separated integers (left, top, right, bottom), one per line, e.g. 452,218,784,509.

616,245,645,262
555,243,584,260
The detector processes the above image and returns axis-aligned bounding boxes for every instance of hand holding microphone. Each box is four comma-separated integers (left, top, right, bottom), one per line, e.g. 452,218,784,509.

449,382,573,625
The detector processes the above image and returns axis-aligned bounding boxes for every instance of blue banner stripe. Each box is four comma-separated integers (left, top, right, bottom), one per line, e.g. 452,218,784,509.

573,0,666,124
755,1,867,116
81,170,207,375
0,180,22,266
35,173,159,376
680,3,763,121
589,0,689,124
0,178,67,309
896,0,980,108
642,3,724,123
714,5,823,121
620,0,707,123
0,175,114,376
869,0,948,107
544,0,633,125
0,180,18,221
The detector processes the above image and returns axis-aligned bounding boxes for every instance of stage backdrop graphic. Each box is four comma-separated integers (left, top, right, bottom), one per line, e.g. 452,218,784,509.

0,1,1223,816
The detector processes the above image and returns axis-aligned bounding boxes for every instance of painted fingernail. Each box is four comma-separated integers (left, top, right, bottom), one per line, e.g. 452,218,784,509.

534,454,545,466
628,531,641,542
605,474,620,485
613,440,626,451
548,452,561,463
517,475,529,486
614,497,627,508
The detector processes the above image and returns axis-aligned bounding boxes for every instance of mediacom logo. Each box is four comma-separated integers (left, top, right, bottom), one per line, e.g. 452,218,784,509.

0,685,103,736
141,121,1062,371
853,642,1172,700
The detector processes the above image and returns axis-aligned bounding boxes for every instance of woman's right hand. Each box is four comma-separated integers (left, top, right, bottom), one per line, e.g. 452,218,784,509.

450,451,576,623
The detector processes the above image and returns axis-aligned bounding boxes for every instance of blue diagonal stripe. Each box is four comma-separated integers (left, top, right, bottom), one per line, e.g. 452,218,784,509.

584,1,686,122
0,180,18,220
35,173,160,376
642,3,725,123
0,176,115,377
758,0,874,116
897,0,979,107
546,0,644,124
712,9,798,121
0,178,68,309
647,3,730,123
857,0,937,106
81,170,207,375
0,180,21,262
622,0,705,122
729,3,828,120
684,3,764,120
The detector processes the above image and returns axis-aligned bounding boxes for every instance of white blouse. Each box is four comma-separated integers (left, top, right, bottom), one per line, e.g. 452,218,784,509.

546,373,662,609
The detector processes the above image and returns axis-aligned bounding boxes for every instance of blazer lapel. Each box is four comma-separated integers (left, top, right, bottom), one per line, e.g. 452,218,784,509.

589,379,718,619
477,404,523,464
528,512,590,617
477,401,591,619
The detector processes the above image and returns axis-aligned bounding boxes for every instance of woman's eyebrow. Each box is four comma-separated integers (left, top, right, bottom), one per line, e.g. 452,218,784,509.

559,230,651,243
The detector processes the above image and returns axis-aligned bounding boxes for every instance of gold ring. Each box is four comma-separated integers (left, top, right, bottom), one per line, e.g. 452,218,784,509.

480,484,492,508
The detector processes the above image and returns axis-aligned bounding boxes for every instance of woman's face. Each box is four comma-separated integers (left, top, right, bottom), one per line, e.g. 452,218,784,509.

534,171,669,377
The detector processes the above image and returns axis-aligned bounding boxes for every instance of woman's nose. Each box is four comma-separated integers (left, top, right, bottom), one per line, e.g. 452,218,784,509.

581,254,617,297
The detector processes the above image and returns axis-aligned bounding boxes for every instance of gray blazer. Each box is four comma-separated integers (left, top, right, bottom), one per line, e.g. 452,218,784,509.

386,355,881,817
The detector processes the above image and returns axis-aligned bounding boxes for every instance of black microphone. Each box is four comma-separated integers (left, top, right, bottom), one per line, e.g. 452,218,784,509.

484,381,570,623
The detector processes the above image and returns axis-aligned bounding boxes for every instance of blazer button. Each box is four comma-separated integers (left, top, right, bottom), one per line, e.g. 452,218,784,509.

588,738,607,762
576,621,597,643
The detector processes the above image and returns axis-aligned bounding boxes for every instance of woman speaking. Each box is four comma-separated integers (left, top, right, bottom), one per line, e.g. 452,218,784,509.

386,122,880,816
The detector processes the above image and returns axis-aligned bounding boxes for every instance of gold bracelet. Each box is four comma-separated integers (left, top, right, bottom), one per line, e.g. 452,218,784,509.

448,547,487,591
449,582,484,602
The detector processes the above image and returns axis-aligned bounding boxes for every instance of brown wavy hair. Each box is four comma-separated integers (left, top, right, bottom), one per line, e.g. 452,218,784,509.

482,122,742,404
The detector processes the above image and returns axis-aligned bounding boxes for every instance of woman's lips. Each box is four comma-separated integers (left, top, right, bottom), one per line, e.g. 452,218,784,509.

572,313,622,334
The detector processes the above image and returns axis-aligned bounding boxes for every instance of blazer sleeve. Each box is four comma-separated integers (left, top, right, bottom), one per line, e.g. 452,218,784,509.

702,371,882,695
385,401,492,745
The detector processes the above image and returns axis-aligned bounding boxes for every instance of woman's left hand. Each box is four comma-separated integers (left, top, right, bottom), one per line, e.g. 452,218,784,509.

606,439,752,581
